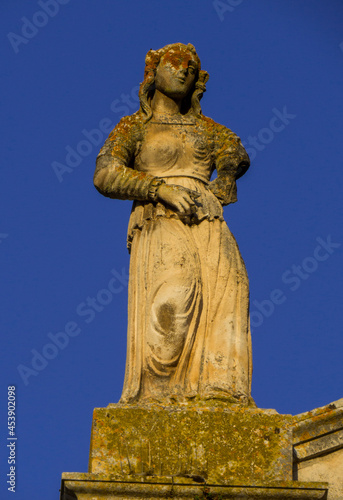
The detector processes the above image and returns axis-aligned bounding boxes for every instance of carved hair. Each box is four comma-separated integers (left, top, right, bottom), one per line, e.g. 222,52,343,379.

139,43,209,122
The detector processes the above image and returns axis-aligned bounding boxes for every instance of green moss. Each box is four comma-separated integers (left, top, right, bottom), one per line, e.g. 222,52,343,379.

89,405,293,483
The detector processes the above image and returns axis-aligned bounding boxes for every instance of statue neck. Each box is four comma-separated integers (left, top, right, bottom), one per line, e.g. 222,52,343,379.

151,90,182,116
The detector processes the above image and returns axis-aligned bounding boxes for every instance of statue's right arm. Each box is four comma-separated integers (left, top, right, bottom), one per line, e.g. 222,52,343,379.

93,114,199,213
93,114,162,201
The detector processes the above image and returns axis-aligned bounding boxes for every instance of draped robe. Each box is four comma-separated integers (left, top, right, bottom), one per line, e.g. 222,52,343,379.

94,110,253,405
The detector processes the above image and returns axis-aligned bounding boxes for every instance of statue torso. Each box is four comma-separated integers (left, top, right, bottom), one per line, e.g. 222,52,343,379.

134,117,213,184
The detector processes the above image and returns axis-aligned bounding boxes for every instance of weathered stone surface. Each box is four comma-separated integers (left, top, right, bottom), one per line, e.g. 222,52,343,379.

94,43,253,405
61,473,328,499
61,39,342,500
293,399,343,444
293,399,343,500
297,450,342,500
61,400,343,498
88,404,293,483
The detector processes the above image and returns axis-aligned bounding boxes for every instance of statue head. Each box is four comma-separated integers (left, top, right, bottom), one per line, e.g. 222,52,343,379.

139,43,209,122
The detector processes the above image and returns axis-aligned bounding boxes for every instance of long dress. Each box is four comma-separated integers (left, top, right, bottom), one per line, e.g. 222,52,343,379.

95,110,253,406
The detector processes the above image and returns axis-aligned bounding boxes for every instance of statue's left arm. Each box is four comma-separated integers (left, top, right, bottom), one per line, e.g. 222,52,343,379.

209,123,250,206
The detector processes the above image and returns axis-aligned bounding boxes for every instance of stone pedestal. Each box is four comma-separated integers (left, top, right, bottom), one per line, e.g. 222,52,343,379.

60,399,343,500
88,404,293,483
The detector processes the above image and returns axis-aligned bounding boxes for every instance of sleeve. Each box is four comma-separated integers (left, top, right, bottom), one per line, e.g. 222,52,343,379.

209,123,250,206
93,114,162,201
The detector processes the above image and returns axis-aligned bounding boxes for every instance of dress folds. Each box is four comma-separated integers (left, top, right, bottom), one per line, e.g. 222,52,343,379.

95,110,253,405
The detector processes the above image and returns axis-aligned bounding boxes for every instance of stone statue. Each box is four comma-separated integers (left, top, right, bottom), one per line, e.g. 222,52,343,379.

94,43,253,406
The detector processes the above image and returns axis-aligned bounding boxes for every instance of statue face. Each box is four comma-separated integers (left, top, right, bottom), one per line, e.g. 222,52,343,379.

154,47,197,100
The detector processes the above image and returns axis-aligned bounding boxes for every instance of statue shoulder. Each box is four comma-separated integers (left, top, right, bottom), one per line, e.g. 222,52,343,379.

198,114,234,137
108,110,145,142
198,115,249,179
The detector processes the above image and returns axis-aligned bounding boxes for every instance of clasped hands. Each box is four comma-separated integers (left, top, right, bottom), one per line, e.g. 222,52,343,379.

156,184,200,215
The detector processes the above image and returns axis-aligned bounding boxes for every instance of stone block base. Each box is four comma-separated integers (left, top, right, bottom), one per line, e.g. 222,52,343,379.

61,399,343,499
89,404,293,483
61,474,328,500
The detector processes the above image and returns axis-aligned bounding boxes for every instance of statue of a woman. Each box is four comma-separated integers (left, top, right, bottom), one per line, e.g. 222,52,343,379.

94,43,253,406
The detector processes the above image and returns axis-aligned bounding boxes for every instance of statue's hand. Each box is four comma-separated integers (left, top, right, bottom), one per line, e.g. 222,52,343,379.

157,184,200,215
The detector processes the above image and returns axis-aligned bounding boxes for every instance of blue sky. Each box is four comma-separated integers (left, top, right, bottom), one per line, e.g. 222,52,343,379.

1,0,343,498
